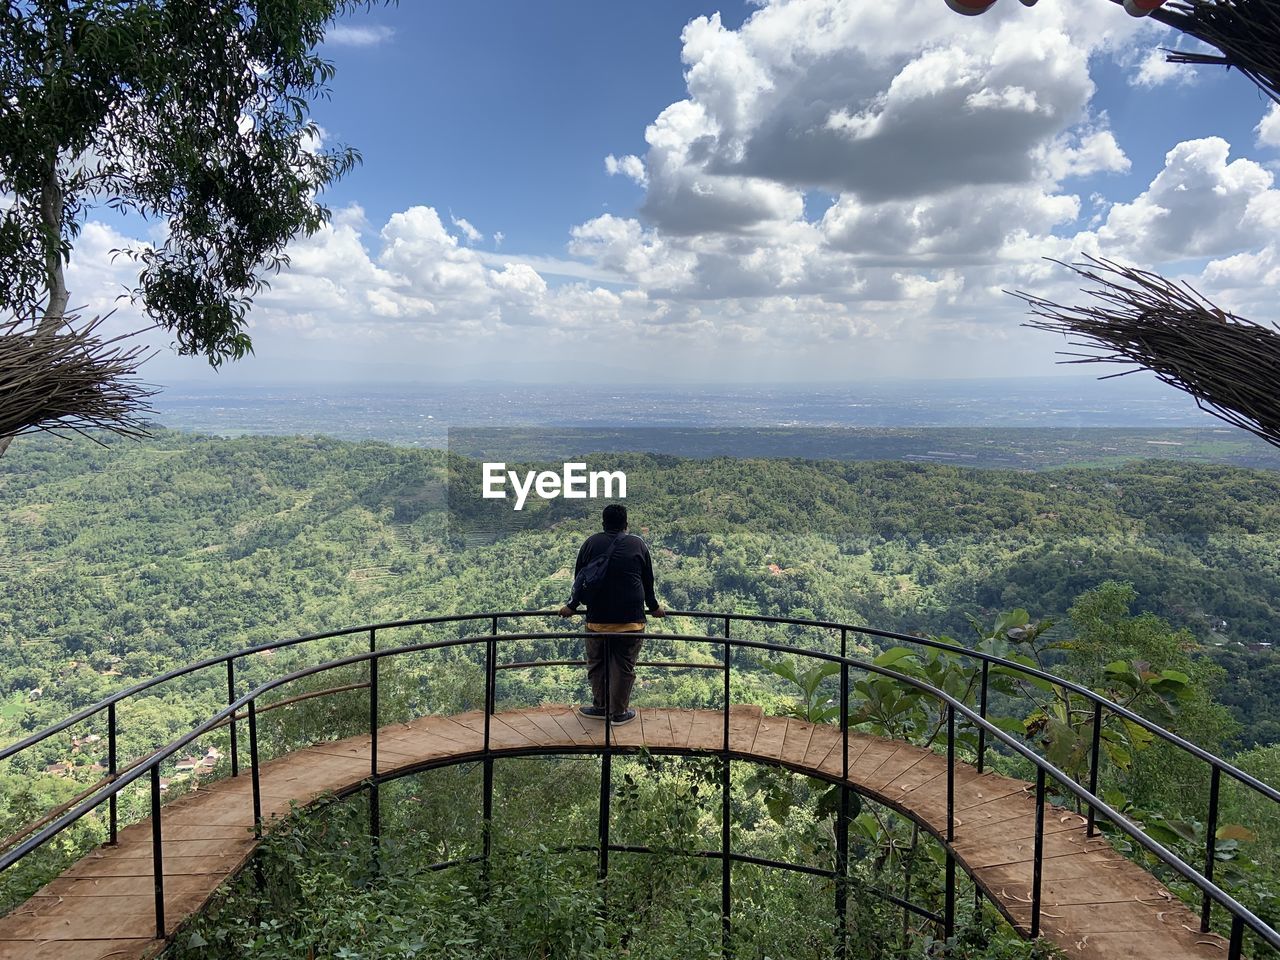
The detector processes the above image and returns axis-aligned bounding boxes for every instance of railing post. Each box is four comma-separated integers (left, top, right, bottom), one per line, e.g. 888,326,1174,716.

599,649,612,889
974,664,986,915
976,660,989,774
946,705,955,843
485,618,497,746
1031,767,1046,939
1202,765,1221,932
369,653,379,781
722,619,732,958
944,851,955,940
836,628,849,959
248,697,262,839
481,755,494,886
107,702,118,845
482,617,496,885
227,659,239,778
1086,700,1102,837
945,702,956,940
1229,915,1244,960
150,765,165,939
369,652,380,861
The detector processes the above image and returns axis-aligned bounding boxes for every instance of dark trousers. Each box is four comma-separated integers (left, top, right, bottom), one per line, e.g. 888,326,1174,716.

585,633,642,714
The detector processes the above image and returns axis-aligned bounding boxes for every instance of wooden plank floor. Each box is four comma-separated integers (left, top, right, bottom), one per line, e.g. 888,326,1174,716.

0,706,1229,960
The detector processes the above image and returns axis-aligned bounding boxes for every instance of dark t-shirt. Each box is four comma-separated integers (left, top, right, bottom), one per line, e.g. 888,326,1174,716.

567,531,659,624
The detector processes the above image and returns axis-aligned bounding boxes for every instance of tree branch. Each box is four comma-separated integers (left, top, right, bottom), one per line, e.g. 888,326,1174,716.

1009,255,1280,449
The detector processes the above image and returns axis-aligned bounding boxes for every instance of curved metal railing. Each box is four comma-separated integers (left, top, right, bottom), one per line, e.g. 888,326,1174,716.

1,611,1276,957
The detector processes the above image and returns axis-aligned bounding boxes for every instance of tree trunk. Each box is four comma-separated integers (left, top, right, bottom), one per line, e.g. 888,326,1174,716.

0,159,70,460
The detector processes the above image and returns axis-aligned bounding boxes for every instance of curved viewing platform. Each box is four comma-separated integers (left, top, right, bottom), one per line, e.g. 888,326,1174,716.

1,611,1277,960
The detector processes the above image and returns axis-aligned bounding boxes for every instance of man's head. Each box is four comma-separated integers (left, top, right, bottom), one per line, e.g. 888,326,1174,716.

602,503,628,532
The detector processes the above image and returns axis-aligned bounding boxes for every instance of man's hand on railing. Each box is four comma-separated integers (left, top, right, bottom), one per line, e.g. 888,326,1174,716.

557,605,577,617
649,606,666,618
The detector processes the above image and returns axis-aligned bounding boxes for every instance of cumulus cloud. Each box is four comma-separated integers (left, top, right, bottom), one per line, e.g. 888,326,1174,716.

1097,138,1280,259
605,154,647,187
1257,104,1280,149
50,0,1280,382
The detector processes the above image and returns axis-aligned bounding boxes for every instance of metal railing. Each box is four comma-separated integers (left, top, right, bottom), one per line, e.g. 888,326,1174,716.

1,610,1277,958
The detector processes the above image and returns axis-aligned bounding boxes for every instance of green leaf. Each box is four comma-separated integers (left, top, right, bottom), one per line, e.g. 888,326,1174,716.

1159,818,1198,843
764,793,792,824
1216,824,1257,842
873,647,917,668
1145,822,1184,846
763,659,798,685
997,609,1030,634
989,715,1029,738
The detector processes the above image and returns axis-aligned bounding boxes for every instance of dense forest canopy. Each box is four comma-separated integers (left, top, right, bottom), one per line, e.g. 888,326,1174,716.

1,430,1276,747
1,430,1278,957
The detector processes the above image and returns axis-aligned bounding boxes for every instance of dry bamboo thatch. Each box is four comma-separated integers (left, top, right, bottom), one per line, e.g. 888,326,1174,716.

1159,0,1280,104
0,312,158,443
1010,255,1280,449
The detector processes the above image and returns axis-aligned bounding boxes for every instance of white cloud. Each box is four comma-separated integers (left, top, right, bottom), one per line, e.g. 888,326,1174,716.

325,24,395,47
605,154,648,187
1257,104,1280,149
451,215,484,245
1130,48,1192,88
1097,138,1280,259
46,0,1280,382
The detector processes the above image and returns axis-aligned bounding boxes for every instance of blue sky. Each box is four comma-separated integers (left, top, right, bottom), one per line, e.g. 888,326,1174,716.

318,2,744,254
63,0,1280,386
317,1,1267,253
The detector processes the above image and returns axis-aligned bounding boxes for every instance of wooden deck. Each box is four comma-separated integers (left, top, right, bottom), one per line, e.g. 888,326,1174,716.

0,705,1229,960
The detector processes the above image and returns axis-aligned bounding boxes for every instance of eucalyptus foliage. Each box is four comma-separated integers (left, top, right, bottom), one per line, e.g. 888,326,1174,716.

1,1,388,362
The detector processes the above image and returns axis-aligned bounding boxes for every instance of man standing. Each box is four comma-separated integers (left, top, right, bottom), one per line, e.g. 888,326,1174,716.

558,504,663,725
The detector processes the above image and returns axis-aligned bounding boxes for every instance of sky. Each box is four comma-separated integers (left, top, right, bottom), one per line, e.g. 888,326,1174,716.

62,0,1280,386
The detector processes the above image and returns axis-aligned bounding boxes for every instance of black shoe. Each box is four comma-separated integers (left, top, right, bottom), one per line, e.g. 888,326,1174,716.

610,709,636,726
579,705,609,720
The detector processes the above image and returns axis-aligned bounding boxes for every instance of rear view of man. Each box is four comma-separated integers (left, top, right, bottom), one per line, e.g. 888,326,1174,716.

558,504,663,725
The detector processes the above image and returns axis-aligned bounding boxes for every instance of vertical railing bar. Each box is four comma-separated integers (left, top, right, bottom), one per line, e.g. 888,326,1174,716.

974,657,987,912
369,781,380,873
227,659,239,778
149,765,165,939
248,697,262,839
976,660,989,774
600,648,611,888
369,648,380,868
107,702,118,845
481,754,494,886
946,705,955,843
836,627,849,959
901,823,917,951
1031,767,1046,939
945,701,956,940
1228,915,1244,960
370,653,379,782
485,618,497,750
944,851,955,941
722,618,732,958
482,619,496,886
1087,700,1102,838
722,618,731,754
1202,765,1221,933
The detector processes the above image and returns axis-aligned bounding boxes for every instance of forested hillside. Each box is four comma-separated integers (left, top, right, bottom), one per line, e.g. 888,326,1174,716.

1,430,1277,747
4,430,1280,957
